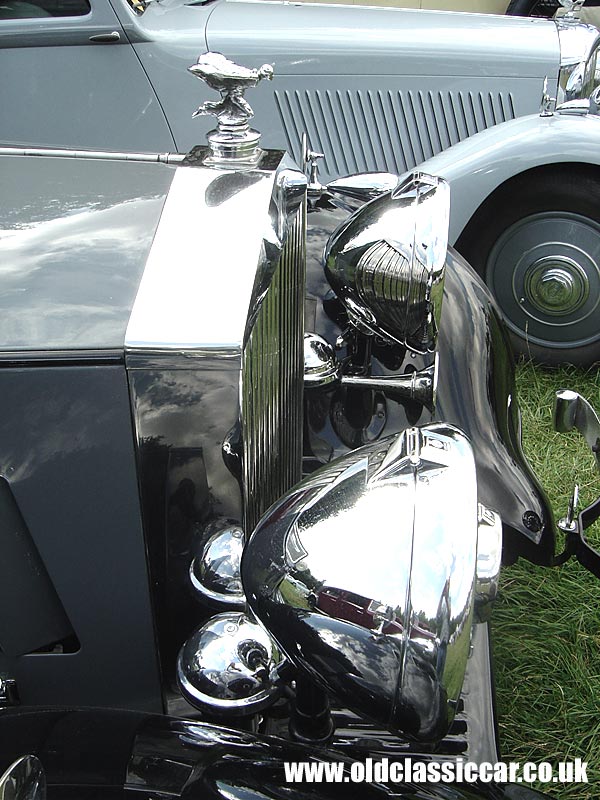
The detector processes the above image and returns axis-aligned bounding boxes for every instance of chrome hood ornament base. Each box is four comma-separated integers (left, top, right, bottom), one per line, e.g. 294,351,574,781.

188,52,274,166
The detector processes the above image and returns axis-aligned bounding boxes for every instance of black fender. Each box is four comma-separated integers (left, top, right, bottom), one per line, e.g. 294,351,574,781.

435,249,554,566
306,205,554,566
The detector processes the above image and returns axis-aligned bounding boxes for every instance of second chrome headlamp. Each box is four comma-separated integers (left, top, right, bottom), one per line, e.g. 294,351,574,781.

324,172,449,354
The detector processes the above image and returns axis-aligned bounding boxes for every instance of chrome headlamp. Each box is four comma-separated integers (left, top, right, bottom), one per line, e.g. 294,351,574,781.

242,423,500,741
324,172,449,354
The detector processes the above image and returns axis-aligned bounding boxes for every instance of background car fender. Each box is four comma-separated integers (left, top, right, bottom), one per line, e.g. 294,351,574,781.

408,111,600,243
409,111,600,364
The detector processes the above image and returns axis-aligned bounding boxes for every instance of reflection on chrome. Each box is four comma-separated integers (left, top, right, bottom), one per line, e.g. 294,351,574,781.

0,755,46,800
475,504,502,622
554,389,600,473
301,129,398,210
326,172,401,208
177,612,282,716
188,53,274,167
190,523,246,609
303,333,341,388
325,172,449,355
554,389,600,534
557,21,600,104
242,423,480,741
341,361,437,413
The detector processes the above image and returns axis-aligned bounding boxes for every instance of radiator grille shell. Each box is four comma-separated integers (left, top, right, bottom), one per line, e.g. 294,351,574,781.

125,153,307,677
242,202,306,534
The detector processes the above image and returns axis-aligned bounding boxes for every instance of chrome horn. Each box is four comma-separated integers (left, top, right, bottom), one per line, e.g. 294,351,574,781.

303,332,437,411
242,423,493,741
189,521,246,609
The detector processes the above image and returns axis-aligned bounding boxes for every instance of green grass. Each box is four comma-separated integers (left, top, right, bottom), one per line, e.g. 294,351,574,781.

493,362,600,798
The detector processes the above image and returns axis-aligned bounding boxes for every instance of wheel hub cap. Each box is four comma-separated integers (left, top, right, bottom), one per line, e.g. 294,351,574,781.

486,211,600,349
524,256,589,315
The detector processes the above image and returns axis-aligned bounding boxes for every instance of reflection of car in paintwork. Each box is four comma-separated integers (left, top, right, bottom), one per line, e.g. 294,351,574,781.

293,0,510,11
291,0,546,17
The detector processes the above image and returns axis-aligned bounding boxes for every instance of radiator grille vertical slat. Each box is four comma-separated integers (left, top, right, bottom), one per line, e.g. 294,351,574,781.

242,203,306,534
275,88,516,179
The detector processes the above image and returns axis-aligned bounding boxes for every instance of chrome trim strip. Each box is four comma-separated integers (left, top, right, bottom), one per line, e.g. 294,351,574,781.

0,147,185,163
0,350,123,367
462,623,500,764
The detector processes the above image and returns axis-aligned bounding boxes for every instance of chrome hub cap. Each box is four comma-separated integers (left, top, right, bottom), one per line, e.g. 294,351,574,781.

523,257,589,316
486,212,600,349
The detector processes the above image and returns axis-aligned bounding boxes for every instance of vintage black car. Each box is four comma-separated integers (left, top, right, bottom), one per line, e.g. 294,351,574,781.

1,53,599,800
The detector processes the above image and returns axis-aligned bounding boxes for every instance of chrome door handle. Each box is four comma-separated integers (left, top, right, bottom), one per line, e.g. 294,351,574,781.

89,31,121,43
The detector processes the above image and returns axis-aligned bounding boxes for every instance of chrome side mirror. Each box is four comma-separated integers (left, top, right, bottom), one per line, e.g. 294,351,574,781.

301,131,399,209
0,756,46,800
242,423,484,741
324,172,449,355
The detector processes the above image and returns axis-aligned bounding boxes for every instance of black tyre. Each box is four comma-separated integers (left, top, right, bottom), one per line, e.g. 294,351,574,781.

456,167,600,367
505,0,559,17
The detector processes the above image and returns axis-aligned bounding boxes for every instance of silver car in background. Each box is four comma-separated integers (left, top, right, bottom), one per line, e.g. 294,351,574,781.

2,0,600,363
1,0,598,169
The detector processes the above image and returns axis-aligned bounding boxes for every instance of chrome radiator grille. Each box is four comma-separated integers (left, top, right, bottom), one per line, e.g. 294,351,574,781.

242,204,306,534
